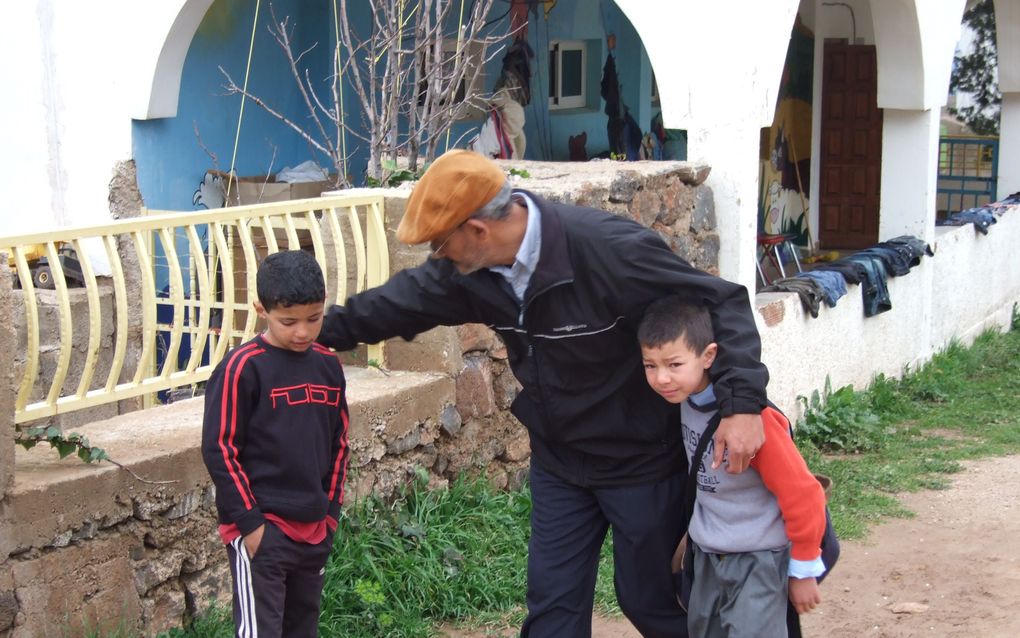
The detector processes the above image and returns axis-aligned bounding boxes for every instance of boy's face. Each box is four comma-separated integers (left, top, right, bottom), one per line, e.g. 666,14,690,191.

254,301,325,352
641,337,717,404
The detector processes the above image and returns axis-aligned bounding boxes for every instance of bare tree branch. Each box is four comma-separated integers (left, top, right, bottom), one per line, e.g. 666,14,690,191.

217,0,512,184
219,66,332,156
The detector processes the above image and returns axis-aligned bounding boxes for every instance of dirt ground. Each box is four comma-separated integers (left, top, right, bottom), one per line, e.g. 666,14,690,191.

446,454,1020,637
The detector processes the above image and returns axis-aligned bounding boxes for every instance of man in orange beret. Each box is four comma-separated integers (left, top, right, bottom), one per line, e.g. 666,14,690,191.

319,149,768,637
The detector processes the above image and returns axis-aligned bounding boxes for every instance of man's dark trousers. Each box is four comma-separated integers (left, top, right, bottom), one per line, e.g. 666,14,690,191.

522,463,688,637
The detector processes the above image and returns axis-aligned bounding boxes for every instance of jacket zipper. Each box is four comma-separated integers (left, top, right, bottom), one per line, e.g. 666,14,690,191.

520,277,573,445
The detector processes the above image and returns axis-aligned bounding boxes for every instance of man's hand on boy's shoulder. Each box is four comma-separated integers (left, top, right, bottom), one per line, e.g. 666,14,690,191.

712,413,765,473
243,524,265,558
789,576,821,614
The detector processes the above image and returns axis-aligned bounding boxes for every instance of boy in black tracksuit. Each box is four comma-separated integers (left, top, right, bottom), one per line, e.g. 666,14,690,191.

202,250,349,638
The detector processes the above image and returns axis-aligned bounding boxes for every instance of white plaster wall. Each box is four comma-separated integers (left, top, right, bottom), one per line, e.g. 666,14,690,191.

759,264,931,419
0,0,194,236
878,108,941,244
1,3,61,229
759,209,1020,422
995,0,1020,93
998,92,1020,194
931,211,1020,345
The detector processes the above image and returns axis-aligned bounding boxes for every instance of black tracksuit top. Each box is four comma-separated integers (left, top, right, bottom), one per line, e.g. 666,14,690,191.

201,335,350,535
318,190,768,487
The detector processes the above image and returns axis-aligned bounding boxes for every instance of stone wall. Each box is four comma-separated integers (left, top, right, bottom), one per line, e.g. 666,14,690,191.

501,159,718,272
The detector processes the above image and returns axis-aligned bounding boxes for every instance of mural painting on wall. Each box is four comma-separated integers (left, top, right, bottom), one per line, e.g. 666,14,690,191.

759,17,813,246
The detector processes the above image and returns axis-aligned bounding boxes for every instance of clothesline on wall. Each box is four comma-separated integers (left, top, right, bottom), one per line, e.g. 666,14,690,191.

765,192,1020,319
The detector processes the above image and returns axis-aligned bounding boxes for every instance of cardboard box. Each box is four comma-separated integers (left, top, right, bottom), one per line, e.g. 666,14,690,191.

227,179,336,206
206,170,337,206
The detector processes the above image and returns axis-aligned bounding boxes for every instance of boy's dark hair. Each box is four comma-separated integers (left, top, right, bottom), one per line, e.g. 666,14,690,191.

637,296,715,353
256,250,326,310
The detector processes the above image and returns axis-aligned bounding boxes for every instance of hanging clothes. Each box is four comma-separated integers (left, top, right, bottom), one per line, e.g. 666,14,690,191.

494,40,534,106
600,53,622,120
470,108,515,159
510,0,530,41
762,277,825,318
493,90,526,158
794,271,848,307
846,254,892,317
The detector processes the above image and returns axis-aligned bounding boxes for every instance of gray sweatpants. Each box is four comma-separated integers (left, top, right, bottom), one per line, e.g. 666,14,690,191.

687,543,790,638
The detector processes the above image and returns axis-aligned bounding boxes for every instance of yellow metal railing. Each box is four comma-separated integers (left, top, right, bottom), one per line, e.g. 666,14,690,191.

1,193,389,425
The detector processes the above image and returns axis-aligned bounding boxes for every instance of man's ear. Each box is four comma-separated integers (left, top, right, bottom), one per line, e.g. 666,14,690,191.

253,300,267,318
462,217,489,240
702,342,718,369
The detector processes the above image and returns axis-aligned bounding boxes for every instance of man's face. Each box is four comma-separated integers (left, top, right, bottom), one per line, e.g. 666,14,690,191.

429,221,496,274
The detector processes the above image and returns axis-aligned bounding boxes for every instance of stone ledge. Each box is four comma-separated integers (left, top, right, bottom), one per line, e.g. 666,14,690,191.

4,366,454,556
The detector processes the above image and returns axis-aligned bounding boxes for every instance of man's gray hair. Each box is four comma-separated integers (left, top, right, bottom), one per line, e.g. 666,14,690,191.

471,180,514,221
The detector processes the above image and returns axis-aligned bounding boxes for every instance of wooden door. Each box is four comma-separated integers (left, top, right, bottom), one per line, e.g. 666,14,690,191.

819,42,882,249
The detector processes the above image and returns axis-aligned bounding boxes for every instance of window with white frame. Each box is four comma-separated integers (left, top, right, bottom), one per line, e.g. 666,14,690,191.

549,40,586,110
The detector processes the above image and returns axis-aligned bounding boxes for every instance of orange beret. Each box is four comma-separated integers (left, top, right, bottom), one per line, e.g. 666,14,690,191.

397,149,507,244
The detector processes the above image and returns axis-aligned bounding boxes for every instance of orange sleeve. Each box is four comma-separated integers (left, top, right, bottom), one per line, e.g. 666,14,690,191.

750,407,827,561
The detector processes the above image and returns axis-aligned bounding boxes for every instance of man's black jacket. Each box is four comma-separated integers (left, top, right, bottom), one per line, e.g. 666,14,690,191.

319,190,768,486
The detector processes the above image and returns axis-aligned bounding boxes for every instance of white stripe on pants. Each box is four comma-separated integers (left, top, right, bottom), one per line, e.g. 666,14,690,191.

230,536,259,638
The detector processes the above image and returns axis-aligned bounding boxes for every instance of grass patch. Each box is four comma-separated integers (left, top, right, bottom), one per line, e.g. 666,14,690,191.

795,324,1020,539
319,468,531,637
159,322,1020,637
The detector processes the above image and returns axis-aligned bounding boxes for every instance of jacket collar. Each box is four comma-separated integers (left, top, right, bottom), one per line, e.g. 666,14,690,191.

512,189,574,304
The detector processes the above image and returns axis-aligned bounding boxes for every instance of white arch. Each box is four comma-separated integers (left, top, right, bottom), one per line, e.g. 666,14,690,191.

613,0,799,287
614,0,799,130
132,0,215,119
872,0,965,110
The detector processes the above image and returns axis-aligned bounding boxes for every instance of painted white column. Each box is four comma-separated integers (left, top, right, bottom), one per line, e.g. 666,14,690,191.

997,92,1020,197
687,122,761,290
878,107,940,244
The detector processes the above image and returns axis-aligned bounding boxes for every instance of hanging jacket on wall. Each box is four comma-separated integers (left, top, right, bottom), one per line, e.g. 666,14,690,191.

846,254,892,317
762,277,825,318
938,208,997,234
600,53,622,119
795,270,848,307
494,40,534,106
812,260,866,285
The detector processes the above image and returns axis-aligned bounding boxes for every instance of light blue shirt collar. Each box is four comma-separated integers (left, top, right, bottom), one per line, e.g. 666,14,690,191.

488,191,541,302
688,384,716,409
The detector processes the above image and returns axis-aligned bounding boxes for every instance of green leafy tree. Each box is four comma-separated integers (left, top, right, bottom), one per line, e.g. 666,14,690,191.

950,0,1000,135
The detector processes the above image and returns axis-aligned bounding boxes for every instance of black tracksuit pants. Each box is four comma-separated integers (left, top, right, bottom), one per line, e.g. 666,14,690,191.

225,522,333,638
522,462,688,638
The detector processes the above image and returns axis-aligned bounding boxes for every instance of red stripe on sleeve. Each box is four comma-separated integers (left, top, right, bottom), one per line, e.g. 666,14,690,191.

218,343,263,510
327,408,350,503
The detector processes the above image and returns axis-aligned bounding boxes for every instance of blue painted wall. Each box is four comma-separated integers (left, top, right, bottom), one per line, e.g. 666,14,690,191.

132,0,678,214
448,0,675,161
133,0,344,212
